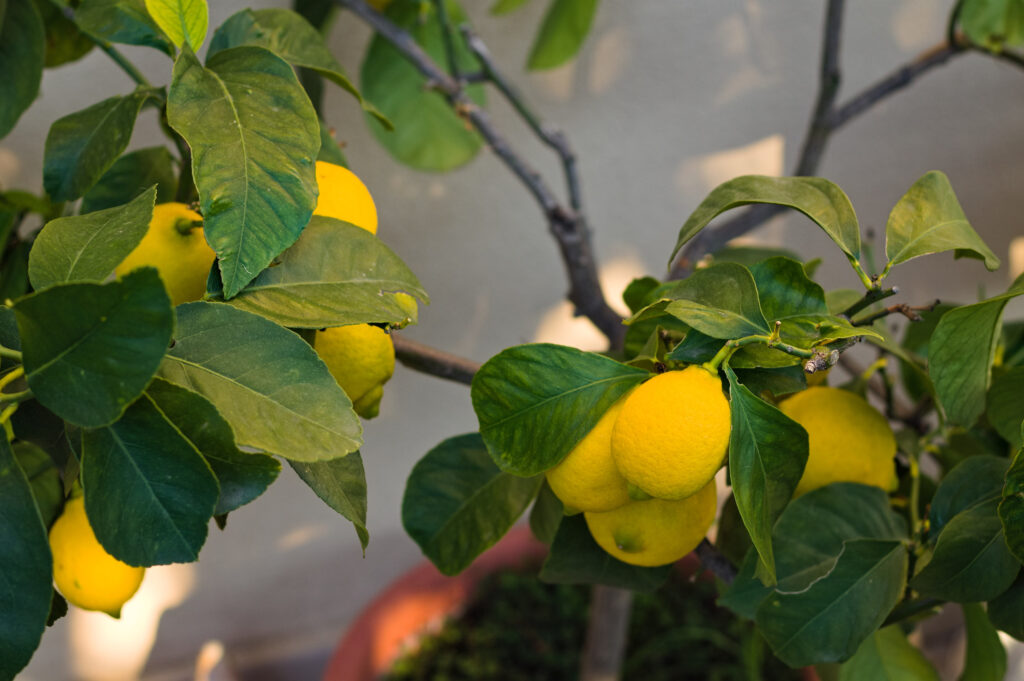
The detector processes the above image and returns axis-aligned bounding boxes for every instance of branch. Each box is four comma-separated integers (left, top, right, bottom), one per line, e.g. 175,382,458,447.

696,539,737,584
392,335,480,386
337,0,624,348
851,299,940,327
579,586,633,681
430,0,462,81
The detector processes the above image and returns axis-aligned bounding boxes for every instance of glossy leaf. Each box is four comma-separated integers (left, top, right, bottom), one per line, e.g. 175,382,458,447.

402,433,542,575
0,437,52,681
1000,446,1024,563
929,455,1008,538
209,218,427,329
28,185,155,290
0,0,45,140
145,378,279,516
80,146,177,213
750,257,828,320
158,302,362,461
988,573,1024,640
291,452,369,551
167,46,319,298
960,602,1006,681
526,0,599,70
82,391,220,566
671,175,860,266
529,480,562,544
987,367,1024,448
75,0,174,56
12,441,62,528
35,0,94,67
884,171,999,272
471,344,648,476
725,367,808,583
757,539,907,667
144,0,206,51
960,0,1024,50
539,513,672,592
14,269,173,427
361,0,484,171
837,626,938,681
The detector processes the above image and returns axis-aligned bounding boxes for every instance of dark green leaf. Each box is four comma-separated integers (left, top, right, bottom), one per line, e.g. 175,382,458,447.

960,0,1024,50
144,0,207,51
988,367,1024,448
526,0,599,70
46,590,67,627
837,626,938,681
715,493,752,567
929,454,1008,538
749,256,828,320
1000,446,1024,563
884,171,999,272
361,0,484,171
988,573,1024,640
291,452,368,551
34,0,93,67
529,480,562,544
168,46,319,298
491,0,531,14
665,327,724,364
402,433,542,575
539,513,671,591
725,367,808,583
733,365,807,398
471,344,648,476
210,218,427,328
718,550,772,619
712,244,805,267
145,378,279,516
158,301,362,461
82,390,219,566
293,0,333,28
0,437,52,681
621,276,660,315
12,441,62,528
28,185,155,290
43,87,161,202
317,119,347,166
960,602,1006,681
671,176,861,266
0,241,31,303
76,0,174,55
80,146,177,213
0,0,45,140
757,539,907,667
14,269,173,427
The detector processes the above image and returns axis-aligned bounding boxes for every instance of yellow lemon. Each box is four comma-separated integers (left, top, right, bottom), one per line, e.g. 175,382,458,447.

115,203,214,306
313,161,378,234
779,386,897,497
546,397,631,513
611,366,730,500
49,496,145,617
584,479,717,567
315,324,394,418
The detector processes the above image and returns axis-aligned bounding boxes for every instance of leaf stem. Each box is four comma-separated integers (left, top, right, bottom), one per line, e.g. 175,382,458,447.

703,329,816,373
0,366,24,393
848,256,877,290
881,596,942,628
0,345,22,361
909,454,921,539
0,403,17,432
839,286,898,319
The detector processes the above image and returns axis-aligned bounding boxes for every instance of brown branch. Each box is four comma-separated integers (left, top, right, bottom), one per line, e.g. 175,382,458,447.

392,335,480,386
851,299,940,327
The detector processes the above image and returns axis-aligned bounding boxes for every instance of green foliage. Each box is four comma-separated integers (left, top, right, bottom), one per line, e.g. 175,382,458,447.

34,0,94,67
960,0,1024,50
960,603,1007,681
291,452,369,550
526,0,599,70
0,0,45,139
80,147,178,213
144,0,207,51
1000,445,1024,563
75,0,175,56
837,626,939,681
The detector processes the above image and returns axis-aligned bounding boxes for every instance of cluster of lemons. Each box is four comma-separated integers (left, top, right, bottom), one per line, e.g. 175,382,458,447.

546,366,897,567
49,161,396,616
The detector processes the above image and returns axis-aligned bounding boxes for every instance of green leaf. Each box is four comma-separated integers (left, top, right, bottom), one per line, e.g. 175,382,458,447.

725,366,808,583
929,455,1008,538
317,119,347,166
987,367,1024,449
82,390,220,566
361,0,484,171
757,539,907,667
80,146,178,213
930,280,1024,427
291,452,369,551
960,0,1024,50
167,46,320,298
0,437,52,681
670,176,861,266
157,301,362,462
402,433,542,575
749,257,828,320
471,344,648,476
884,171,999,273
960,602,1006,681
539,513,672,591
34,0,93,67
14,269,174,427
208,8,388,127
910,497,1020,602
988,573,1024,640
75,0,173,56
1000,447,1024,563
529,480,562,544
144,0,206,51
491,0,532,14
0,0,45,140
42,87,161,202
12,441,62,528
28,184,156,290
145,378,279,516
209,218,427,329
526,0,599,70
837,626,939,681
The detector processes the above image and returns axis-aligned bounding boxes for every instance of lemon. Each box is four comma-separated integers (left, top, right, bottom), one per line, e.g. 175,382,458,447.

115,203,214,306
546,397,631,513
584,479,717,567
315,324,395,418
49,496,145,617
779,386,897,497
313,161,378,234
611,366,730,500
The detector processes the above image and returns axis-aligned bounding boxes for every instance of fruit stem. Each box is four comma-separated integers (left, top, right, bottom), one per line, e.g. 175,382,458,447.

0,344,22,361
174,218,201,236
703,332,817,373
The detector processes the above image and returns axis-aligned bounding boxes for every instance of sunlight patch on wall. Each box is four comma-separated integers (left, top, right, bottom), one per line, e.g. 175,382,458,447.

531,61,578,102
892,0,942,51
675,133,784,196
276,524,330,551
1009,236,1024,282
0,148,20,189
588,28,631,95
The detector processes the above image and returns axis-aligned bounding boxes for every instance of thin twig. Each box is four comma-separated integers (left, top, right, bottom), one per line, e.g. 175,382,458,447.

392,335,481,386
430,0,462,81
851,299,940,327
696,539,737,585
841,286,898,319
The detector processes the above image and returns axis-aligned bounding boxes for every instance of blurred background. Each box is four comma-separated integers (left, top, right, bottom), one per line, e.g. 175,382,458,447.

6,0,1024,679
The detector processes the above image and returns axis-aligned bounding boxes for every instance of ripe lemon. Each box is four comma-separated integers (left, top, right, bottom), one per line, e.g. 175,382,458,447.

315,324,394,418
313,161,378,234
49,496,145,617
779,386,897,497
611,366,730,500
546,397,631,513
115,203,214,306
584,479,717,567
